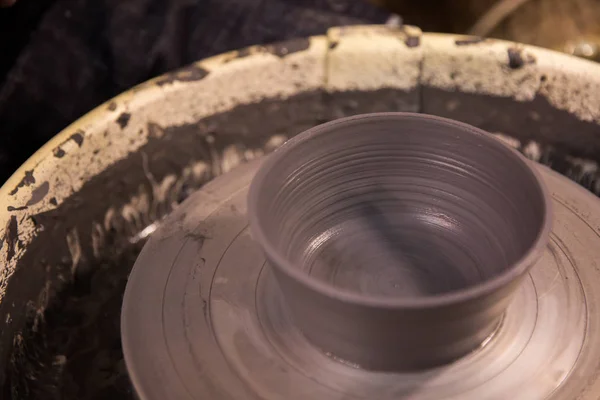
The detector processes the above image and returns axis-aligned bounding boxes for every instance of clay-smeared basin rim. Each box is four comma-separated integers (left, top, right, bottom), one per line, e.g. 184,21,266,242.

2,28,598,306
248,112,553,309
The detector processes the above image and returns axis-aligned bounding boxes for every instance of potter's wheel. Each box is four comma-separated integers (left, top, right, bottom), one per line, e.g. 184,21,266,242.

121,158,600,400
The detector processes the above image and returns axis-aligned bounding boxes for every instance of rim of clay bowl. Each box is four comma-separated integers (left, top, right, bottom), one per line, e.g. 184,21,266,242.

247,112,553,309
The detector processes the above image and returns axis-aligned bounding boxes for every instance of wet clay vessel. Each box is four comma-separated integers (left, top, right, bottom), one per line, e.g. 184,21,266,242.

247,112,552,370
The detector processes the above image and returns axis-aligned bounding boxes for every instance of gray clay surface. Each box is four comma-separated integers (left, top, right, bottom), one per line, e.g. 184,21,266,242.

122,158,597,400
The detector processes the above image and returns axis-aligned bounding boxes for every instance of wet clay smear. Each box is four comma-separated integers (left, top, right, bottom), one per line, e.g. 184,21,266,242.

6,246,142,400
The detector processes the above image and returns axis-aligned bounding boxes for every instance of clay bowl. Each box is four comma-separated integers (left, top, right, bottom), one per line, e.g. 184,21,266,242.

248,112,552,371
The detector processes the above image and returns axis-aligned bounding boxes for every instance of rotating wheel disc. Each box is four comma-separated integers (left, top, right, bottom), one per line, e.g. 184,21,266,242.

121,159,600,400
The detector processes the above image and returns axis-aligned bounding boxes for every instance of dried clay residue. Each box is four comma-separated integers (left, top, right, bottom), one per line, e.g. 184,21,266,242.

53,148,66,159
7,206,27,212
3,215,20,261
222,38,310,63
52,132,84,159
155,64,210,86
9,170,35,196
405,35,420,48
455,37,485,46
116,113,131,129
266,37,310,58
507,47,536,69
69,132,84,147
26,182,50,207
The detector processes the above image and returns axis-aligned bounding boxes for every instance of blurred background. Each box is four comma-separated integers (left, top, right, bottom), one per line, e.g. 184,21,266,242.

0,0,598,180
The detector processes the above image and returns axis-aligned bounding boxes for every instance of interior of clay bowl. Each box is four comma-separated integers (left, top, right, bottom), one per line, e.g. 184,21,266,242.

249,113,549,298
1,27,600,399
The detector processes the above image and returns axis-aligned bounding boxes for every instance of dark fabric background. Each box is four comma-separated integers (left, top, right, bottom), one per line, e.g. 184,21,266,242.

0,0,390,181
